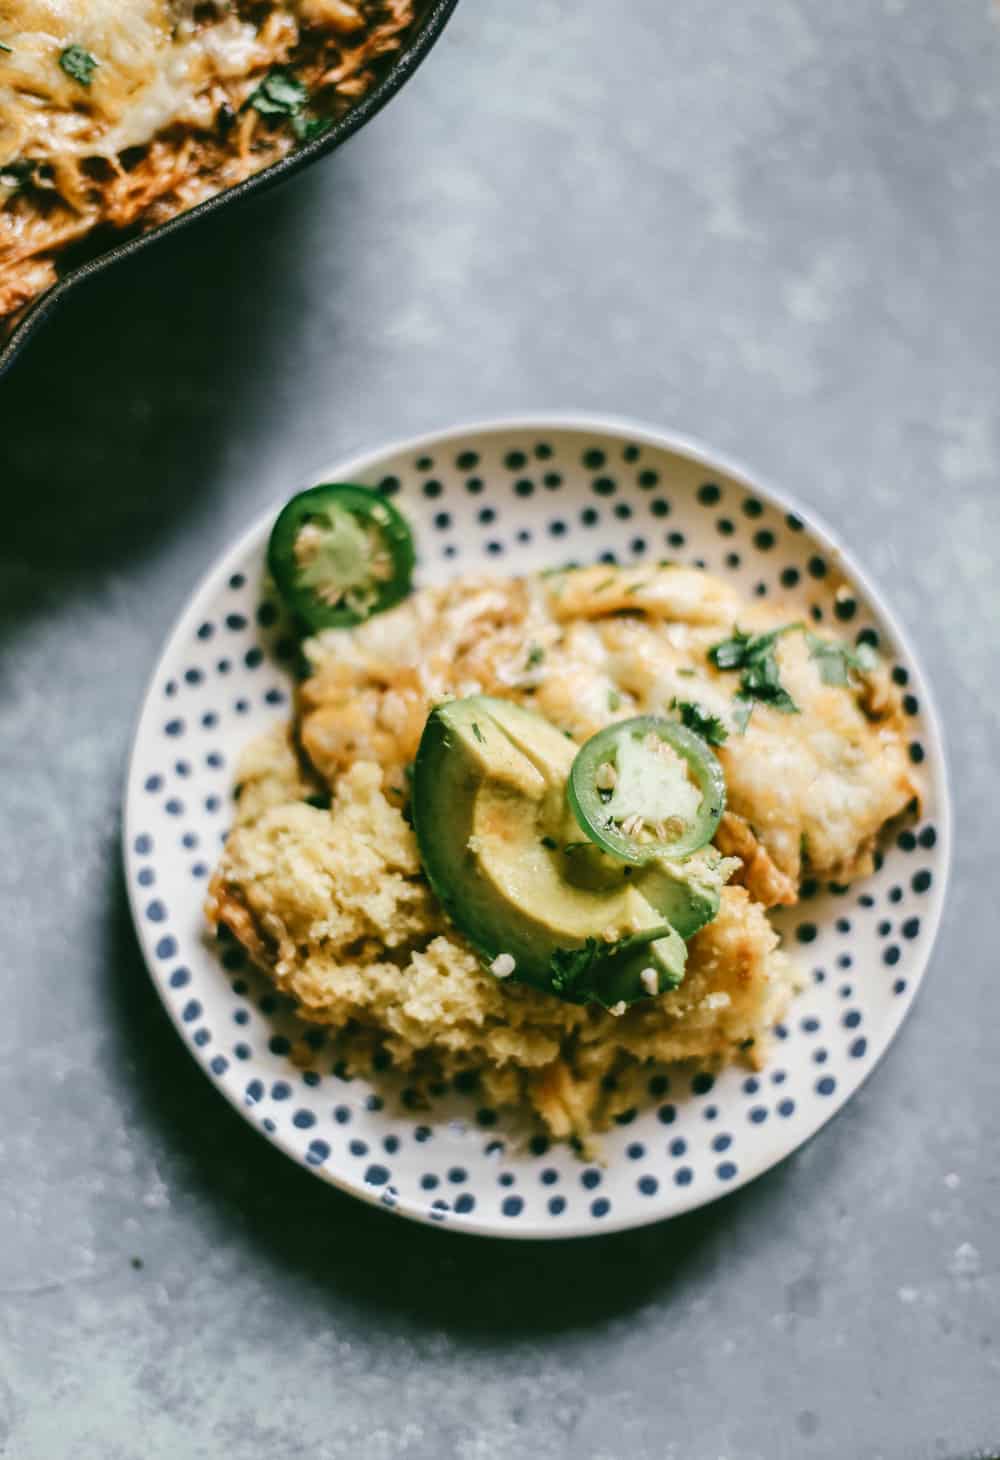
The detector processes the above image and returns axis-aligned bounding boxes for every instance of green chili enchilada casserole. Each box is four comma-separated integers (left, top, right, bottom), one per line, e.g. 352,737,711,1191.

0,1,414,332
206,484,919,1145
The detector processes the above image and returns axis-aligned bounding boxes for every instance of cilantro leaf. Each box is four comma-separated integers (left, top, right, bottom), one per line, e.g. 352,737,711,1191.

526,643,544,668
740,650,798,713
59,45,98,86
709,623,801,719
0,41,13,53
246,71,327,143
292,112,333,143
806,632,878,687
247,71,308,116
548,938,602,994
673,699,729,745
708,627,756,671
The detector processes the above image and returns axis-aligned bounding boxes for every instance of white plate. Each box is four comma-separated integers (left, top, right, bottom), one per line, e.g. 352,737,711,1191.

123,415,951,1238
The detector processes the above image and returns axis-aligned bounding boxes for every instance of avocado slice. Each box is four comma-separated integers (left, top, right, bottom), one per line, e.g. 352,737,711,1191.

411,695,724,1006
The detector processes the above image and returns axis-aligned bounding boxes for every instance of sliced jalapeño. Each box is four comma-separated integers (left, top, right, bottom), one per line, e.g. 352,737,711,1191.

568,715,725,863
267,483,415,632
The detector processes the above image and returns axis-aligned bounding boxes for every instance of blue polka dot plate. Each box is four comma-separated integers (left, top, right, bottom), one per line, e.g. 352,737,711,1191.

123,416,951,1238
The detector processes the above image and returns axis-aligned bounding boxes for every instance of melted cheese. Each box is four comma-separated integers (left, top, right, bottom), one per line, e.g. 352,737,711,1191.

301,562,919,889
0,0,284,167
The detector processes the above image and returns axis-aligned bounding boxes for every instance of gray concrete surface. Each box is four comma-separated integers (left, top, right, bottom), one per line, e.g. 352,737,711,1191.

2,1,998,1456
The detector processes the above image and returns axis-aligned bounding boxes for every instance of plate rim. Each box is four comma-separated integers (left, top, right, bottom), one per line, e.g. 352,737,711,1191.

122,412,953,1239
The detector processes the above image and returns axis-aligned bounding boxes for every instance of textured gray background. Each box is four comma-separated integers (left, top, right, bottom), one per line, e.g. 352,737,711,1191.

1,1,998,1456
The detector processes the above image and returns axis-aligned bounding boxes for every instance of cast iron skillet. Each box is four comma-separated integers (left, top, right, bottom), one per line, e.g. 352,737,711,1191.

0,0,458,378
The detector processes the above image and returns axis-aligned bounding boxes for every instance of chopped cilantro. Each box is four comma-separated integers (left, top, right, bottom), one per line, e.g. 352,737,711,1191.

246,70,327,142
607,690,622,712
59,45,98,86
540,835,558,850
292,112,333,143
548,932,679,1003
709,627,756,671
806,631,878,686
563,841,591,854
471,722,484,744
0,41,12,53
672,699,728,746
247,70,308,116
526,644,544,668
548,938,602,994
709,623,801,718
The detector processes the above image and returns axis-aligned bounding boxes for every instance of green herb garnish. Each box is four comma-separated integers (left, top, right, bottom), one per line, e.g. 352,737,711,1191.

548,938,602,994
672,699,729,746
806,632,877,687
0,41,13,53
292,112,332,143
59,45,98,85
709,624,801,719
471,722,484,744
526,644,544,668
247,70,308,117
540,835,558,850
246,70,327,141
607,690,622,712
709,627,758,671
